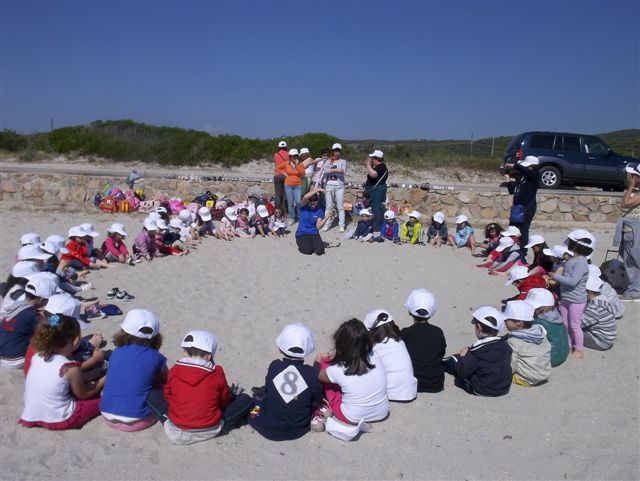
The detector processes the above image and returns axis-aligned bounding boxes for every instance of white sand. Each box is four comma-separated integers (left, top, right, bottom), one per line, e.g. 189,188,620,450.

0,209,638,481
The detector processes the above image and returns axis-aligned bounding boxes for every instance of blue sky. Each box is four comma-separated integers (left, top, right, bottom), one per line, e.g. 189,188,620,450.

1,1,638,140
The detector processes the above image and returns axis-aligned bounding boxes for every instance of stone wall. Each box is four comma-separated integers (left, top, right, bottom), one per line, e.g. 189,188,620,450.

0,172,623,224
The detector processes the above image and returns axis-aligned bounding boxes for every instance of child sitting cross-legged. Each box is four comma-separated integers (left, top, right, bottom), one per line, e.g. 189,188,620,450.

400,211,423,245
374,210,400,243
448,215,476,253
503,265,547,304
147,330,254,445
427,212,448,247
525,288,569,367
581,276,617,351
350,208,374,242
504,300,551,387
442,306,512,396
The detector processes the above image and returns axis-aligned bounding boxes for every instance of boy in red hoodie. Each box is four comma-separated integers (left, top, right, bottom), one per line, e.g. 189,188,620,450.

151,330,253,445
503,266,547,304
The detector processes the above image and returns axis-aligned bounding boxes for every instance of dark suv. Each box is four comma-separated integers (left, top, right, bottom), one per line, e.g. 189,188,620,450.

502,131,637,190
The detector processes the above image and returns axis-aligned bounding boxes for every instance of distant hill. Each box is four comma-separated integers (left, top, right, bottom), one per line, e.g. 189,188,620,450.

0,121,637,170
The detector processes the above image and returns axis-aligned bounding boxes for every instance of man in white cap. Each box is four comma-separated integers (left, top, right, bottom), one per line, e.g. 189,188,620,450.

503,155,541,256
615,163,640,301
273,140,289,213
364,149,389,232
322,143,348,232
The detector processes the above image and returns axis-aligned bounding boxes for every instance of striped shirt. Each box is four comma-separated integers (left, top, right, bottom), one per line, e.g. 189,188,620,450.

581,295,617,350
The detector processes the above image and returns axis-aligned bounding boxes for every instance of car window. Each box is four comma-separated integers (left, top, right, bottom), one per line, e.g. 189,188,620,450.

529,134,555,150
563,135,580,152
506,135,524,152
583,136,609,155
552,135,562,151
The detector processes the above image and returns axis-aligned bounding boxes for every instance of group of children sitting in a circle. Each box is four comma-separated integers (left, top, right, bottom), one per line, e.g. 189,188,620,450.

0,200,622,443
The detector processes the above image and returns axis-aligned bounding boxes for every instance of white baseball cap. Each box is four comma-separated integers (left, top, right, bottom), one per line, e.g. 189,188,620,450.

363,309,394,330
504,300,534,322
433,212,445,224
543,244,574,258
225,207,238,221
40,241,67,257
147,212,161,222
588,265,602,277
155,218,168,230
80,223,100,237
360,208,373,217
332,143,343,151
25,276,58,299
288,148,299,156
494,236,515,252
275,323,315,358
181,329,218,356
178,209,192,222
586,275,603,292
108,223,127,237
525,288,555,310
624,163,640,175
565,229,596,249
156,206,168,214
278,140,287,148
68,226,86,238
501,225,521,238
11,261,41,279
299,147,310,155
121,309,160,339
405,289,437,318
519,155,540,167
408,210,421,219
472,306,505,332
368,149,384,159
455,215,468,224
18,244,52,261
504,266,530,286
198,206,212,222
143,219,157,231
169,218,183,229
256,205,269,218
384,210,396,220
46,293,81,321
20,233,40,246
525,234,545,248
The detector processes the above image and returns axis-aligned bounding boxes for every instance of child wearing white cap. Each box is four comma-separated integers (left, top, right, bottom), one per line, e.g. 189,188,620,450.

317,319,389,427
18,314,105,430
426,212,448,247
375,210,400,243
133,219,159,262
250,204,274,237
399,289,447,393
101,223,135,265
482,237,522,275
447,215,476,253
524,234,554,276
147,330,253,445
581,277,617,351
527,288,569,367
249,324,322,440
400,211,423,245
195,206,217,238
220,207,240,239
0,276,59,369
61,226,97,272
504,300,551,386
100,309,168,431
364,309,417,401
549,232,592,359
79,223,111,270
503,266,546,304
350,208,374,242
442,306,512,396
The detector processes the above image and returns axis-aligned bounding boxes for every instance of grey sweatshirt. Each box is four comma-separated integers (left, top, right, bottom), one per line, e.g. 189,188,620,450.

554,256,589,303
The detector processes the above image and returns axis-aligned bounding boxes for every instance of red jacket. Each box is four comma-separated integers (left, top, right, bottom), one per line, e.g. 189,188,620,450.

515,275,548,300
61,239,90,266
163,359,230,430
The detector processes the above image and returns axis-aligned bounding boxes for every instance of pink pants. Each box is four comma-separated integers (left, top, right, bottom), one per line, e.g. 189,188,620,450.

559,299,586,351
19,398,101,430
318,359,354,425
102,413,157,432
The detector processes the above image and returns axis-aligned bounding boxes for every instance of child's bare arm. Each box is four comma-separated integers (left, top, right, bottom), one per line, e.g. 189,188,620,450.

66,365,105,399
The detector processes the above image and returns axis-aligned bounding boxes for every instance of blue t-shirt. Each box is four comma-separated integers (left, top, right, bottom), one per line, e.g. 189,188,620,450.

100,344,166,419
296,204,325,237
0,303,37,358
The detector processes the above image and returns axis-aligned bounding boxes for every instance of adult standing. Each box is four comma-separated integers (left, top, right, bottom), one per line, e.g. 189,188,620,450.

299,148,313,195
273,141,289,213
284,149,305,222
503,155,541,255
616,163,640,301
364,149,388,232
322,143,347,233
296,188,330,255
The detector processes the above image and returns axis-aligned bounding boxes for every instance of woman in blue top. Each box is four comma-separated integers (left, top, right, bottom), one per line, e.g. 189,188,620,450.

296,188,330,256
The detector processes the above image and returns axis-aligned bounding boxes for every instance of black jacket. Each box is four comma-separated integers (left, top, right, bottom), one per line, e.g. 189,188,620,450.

507,163,540,207
456,337,512,396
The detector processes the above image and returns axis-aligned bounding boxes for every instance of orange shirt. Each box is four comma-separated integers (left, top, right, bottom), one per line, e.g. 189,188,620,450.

273,150,289,176
284,162,305,186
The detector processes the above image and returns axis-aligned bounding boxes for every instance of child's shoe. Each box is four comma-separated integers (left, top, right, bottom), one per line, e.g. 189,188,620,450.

310,415,325,432
80,282,94,291
106,287,119,299
115,290,135,302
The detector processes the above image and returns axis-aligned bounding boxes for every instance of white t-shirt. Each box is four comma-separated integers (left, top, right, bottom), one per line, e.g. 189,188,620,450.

326,351,389,423
21,353,75,423
373,339,417,401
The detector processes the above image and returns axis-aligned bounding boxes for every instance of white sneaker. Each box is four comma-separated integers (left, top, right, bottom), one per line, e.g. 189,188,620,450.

80,283,94,291
322,220,332,232
339,226,345,233
361,233,373,242
310,415,325,432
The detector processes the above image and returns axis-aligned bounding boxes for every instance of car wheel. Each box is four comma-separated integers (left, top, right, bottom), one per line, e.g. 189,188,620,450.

539,166,561,189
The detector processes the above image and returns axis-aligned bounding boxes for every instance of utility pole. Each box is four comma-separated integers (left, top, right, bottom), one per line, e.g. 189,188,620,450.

470,133,474,158
491,136,495,157
50,118,54,131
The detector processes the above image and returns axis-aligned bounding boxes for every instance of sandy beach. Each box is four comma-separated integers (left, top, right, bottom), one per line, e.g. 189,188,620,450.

0,208,638,481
